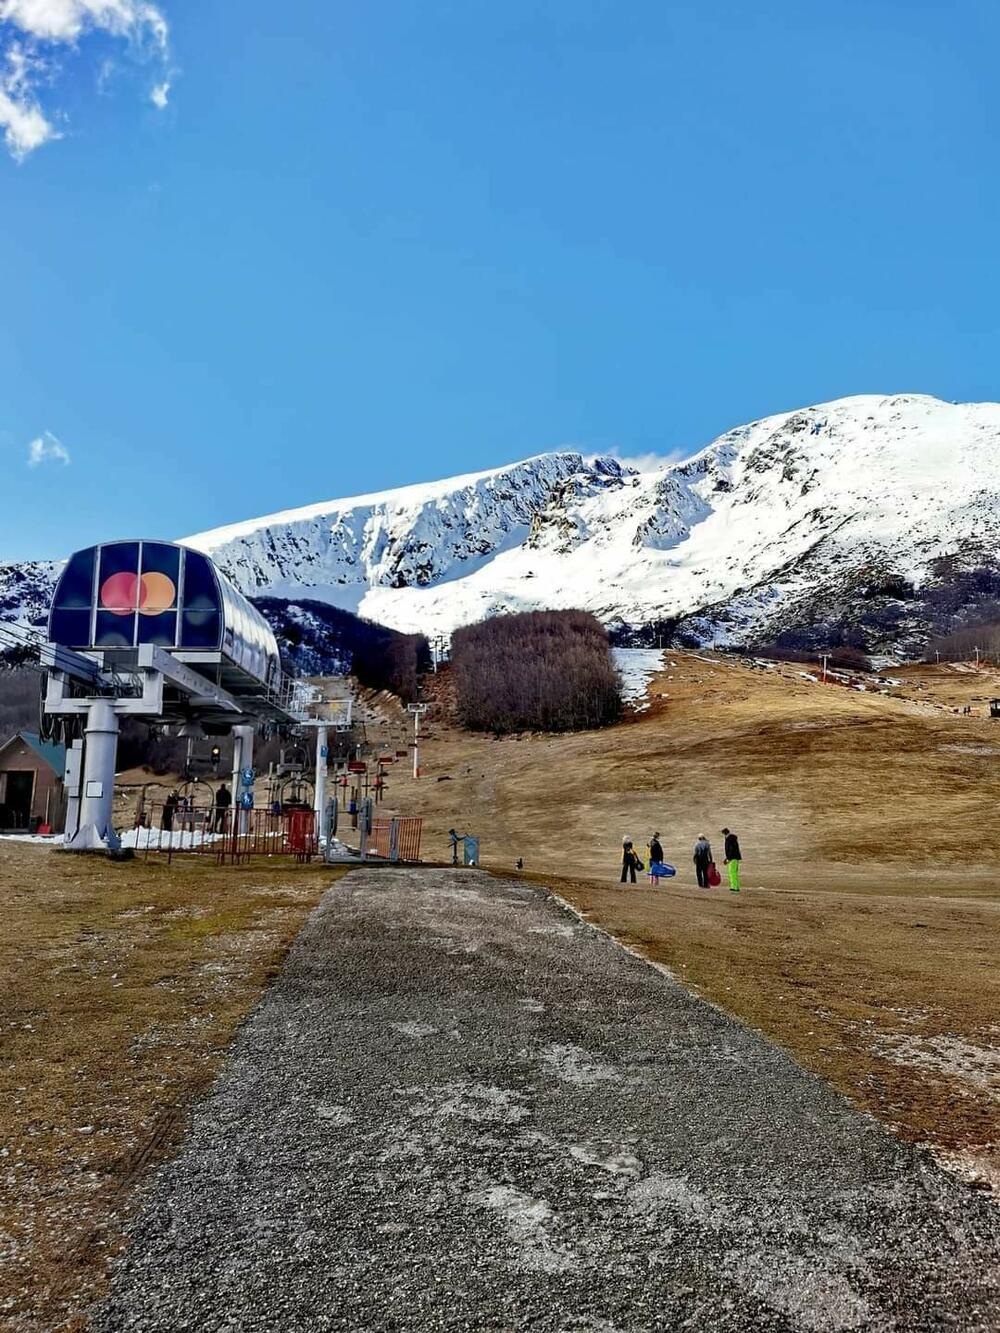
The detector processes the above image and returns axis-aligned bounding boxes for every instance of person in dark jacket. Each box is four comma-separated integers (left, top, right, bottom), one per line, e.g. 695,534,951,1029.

721,827,742,893
448,828,464,865
161,790,179,833
693,835,713,888
214,783,233,832
649,832,664,865
620,838,639,884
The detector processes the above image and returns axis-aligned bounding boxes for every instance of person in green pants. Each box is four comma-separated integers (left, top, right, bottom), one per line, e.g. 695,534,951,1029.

722,827,742,893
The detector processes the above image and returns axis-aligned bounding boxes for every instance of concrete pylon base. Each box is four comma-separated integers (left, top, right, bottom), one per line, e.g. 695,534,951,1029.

64,823,122,853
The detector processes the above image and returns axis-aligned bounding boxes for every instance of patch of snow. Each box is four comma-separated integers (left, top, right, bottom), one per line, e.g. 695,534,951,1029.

613,648,665,710
628,1172,728,1224
538,1043,619,1085
873,1033,1000,1096
392,1021,439,1039
569,1143,643,1177
119,827,224,850
406,1081,530,1124
316,1104,355,1126
468,1183,576,1273
0,832,64,844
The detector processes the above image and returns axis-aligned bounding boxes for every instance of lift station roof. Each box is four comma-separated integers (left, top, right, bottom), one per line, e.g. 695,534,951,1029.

49,540,281,694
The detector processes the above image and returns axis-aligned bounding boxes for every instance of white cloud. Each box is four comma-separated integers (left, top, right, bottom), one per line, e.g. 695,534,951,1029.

27,431,70,466
0,1,166,47
598,446,691,475
0,78,56,157
0,0,171,159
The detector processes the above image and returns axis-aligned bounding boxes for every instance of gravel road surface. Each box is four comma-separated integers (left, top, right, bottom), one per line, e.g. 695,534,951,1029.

94,869,1000,1332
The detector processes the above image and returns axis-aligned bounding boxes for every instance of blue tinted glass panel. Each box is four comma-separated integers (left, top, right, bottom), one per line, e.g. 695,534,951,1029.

99,542,140,580
95,611,135,647
181,609,221,648
181,550,219,609
137,611,178,647
50,608,92,647
180,550,221,648
140,543,180,609
141,543,180,581
55,548,95,608
98,543,140,617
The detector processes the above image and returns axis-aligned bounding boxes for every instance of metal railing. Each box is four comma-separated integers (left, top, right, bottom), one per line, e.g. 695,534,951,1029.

131,804,317,864
365,817,423,863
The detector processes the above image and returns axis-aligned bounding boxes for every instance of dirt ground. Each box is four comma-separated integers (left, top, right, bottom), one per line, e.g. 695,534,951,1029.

3,652,999,1327
372,653,1000,1187
0,844,336,1332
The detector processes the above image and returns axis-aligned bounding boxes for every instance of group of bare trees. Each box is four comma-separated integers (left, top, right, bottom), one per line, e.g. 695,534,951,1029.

0,667,40,742
926,621,1000,665
451,610,622,735
751,642,873,672
254,597,430,703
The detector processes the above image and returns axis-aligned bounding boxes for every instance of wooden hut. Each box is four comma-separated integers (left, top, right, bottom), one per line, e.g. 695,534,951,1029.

0,731,67,832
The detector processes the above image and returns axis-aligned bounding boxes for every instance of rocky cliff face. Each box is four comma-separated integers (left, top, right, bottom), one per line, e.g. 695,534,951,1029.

0,560,58,628
5,394,1000,657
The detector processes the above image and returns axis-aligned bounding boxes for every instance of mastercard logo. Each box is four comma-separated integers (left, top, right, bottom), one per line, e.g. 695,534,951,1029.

100,572,177,617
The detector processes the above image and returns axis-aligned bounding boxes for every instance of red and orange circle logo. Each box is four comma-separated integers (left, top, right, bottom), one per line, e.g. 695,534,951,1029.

100,572,176,617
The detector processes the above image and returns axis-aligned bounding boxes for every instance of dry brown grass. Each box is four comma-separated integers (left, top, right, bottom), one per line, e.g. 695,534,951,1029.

376,652,1000,1185
0,844,338,1332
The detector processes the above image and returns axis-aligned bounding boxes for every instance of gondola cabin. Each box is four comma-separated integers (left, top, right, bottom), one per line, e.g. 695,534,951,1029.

48,540,281,705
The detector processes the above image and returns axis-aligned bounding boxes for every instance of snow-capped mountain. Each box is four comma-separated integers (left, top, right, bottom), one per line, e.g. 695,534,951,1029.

5,394,1000,656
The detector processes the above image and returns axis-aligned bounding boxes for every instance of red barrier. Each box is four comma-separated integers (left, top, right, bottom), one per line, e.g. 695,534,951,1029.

135,804,316,864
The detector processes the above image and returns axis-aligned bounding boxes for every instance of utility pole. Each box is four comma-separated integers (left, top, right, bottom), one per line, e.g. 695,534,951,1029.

975,646,981,667
407,703,429,779
821,653,829,684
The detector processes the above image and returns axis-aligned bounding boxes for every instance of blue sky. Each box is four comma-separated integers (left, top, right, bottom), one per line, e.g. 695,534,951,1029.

1,0,998,561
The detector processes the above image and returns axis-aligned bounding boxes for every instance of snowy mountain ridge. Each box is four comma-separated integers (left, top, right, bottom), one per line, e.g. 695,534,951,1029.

4,393,1000,655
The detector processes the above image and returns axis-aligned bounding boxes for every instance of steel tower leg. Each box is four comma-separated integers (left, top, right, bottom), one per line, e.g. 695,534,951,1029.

232,724,254,835
65,701,121,852
314,724,328,845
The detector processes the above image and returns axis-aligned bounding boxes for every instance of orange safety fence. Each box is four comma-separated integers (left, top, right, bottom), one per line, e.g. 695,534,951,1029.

367,817,423,863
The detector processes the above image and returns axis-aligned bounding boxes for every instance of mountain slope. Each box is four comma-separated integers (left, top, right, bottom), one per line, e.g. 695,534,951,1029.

186,393,1000,651
5,394,1000,655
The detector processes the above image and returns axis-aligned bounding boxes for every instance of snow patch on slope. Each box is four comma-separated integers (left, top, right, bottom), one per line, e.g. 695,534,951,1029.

613,649,665,710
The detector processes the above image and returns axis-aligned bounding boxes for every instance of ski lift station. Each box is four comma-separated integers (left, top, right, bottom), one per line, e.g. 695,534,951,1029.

43,539,315,850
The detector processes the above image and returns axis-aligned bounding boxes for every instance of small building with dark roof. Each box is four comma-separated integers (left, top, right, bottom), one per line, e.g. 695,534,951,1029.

0,731,67,832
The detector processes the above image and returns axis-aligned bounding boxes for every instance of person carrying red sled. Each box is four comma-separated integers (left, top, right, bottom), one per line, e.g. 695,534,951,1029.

692,835,714,888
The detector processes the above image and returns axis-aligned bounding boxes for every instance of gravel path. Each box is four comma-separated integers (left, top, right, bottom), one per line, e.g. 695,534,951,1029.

94,869,1000,1332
